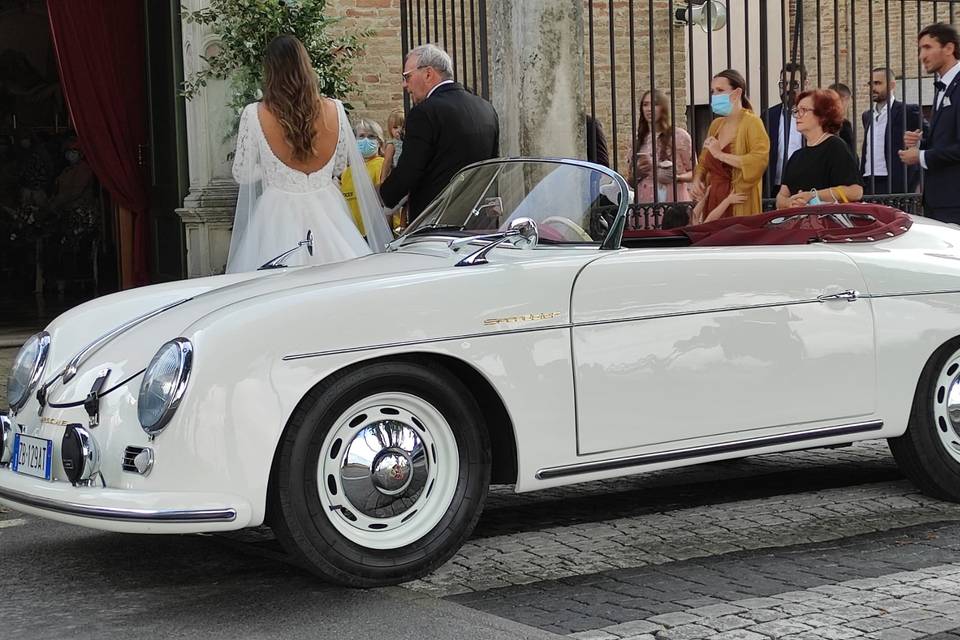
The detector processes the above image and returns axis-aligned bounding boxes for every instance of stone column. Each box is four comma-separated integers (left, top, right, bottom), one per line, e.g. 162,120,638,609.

490,1,585,158
175,0,238,277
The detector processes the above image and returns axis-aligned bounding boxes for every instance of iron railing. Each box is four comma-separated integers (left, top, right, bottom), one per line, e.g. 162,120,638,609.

400,0,954,227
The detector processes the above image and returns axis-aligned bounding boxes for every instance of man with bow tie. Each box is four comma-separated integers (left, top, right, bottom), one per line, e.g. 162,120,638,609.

901,23,960,223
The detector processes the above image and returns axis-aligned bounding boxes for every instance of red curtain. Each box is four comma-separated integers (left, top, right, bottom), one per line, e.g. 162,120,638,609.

47,0,150,287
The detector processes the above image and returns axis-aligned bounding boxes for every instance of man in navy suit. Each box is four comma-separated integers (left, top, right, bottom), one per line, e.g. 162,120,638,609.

762,62,807,198
861,68,925,195
901,23,960,223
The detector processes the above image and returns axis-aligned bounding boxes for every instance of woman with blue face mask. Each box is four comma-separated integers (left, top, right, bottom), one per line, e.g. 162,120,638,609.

340,119,387,236
690,70,771,223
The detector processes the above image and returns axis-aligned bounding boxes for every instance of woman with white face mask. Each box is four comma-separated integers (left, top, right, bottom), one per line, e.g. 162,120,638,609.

340,119,386,236
689,69,771,223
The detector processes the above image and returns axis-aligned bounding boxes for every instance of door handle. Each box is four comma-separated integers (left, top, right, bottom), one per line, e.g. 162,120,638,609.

817,289,859,303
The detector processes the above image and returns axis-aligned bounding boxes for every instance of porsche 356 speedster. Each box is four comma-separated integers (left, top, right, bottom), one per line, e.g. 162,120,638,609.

2,158,960,587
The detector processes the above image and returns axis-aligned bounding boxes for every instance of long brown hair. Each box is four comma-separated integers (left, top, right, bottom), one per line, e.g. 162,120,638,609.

262,34,326,162
636,90,673,159
713,69,753,111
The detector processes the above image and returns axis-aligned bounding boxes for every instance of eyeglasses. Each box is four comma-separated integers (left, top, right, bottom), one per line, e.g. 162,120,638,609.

791,106,814,117
778,80,802,90
401,65,428,80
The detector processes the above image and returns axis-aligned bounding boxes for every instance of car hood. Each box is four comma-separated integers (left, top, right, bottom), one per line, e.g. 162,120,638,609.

40,249,452,404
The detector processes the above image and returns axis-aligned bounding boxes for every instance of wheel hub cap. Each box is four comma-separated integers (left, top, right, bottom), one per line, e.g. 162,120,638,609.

340,420,428,518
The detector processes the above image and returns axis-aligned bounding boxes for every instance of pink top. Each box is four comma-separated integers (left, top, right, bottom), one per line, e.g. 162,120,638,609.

633,127,694,203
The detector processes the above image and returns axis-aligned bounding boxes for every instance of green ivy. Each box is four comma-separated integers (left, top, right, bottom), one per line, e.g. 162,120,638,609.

181,0,369,138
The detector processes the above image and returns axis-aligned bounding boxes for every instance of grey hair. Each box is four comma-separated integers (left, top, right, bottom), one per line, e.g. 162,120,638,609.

407,44,454,79
355,118,385,146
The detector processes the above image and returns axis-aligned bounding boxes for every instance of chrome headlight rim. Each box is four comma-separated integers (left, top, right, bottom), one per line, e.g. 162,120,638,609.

138,338,193,436
7,331,50,414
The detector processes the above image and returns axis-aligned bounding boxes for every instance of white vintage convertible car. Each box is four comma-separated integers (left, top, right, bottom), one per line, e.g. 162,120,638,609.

3,158,960,586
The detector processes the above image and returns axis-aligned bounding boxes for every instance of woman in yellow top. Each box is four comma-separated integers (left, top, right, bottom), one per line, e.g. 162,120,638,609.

690,69,770,223
340,118,386,236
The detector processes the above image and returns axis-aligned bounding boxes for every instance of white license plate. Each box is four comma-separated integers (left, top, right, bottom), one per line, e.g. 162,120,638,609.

11,433,53,481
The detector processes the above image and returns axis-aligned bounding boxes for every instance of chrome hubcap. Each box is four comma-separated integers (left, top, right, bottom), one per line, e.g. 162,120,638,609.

340,422,428,517
932,351,960,462
317,393,460,550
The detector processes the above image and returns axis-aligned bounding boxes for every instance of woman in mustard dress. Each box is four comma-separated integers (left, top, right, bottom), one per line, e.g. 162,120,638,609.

690,69,770,223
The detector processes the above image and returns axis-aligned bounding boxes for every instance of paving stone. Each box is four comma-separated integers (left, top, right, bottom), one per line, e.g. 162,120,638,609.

685,603,746,618
845,616,901,633
862,628,926,640
568,632,619,640
654,624,717,639
746,619,813,637
905,616,960,634
709,631,769,640
601,620,662,637
646,612,699,628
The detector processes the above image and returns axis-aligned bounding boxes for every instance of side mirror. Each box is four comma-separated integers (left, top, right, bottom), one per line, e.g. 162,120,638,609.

506,217,538,250
302,229,314,256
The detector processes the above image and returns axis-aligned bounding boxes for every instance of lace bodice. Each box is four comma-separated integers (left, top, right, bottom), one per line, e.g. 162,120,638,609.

232,100,350,194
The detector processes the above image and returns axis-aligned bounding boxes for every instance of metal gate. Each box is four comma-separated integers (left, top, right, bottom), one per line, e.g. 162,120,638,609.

400,0,955,227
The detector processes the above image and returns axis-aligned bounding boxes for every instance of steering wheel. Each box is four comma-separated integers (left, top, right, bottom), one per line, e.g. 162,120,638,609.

540,216,594,242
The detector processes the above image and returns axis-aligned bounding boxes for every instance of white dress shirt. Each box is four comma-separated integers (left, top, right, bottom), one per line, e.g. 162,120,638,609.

426,79,455,99
864,95,895,177
774,111,803,185
921,61,960,170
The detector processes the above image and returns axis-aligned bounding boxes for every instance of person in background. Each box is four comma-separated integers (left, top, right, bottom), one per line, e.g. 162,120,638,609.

828,82,857,155
775,89,863,209
690,69,769,222
763,62,807,197
632,89,694,209
691,184,748,224
380,107,404,183
585,114,610,167
380,44,499,220
341,118,386,236
861,68,924,195
901,23,960,222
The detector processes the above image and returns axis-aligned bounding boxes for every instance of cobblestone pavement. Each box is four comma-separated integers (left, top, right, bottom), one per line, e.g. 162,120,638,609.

404,440,960,639
7,438,960,639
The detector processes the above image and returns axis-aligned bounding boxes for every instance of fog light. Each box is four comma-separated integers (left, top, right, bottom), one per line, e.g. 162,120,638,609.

0,413,12,465
61,423,100,485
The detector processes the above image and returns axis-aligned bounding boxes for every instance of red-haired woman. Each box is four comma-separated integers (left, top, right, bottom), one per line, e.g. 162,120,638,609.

775,89,863,209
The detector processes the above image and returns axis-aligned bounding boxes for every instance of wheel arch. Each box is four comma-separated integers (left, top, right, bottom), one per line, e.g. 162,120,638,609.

266,351,518,520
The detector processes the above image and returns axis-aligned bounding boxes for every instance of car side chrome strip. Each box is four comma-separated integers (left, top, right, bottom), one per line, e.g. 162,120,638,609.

535,420,884,480
0,485,237,523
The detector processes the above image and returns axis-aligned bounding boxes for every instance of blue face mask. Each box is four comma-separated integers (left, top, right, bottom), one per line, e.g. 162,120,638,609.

358,138,378,158
711,93,733,116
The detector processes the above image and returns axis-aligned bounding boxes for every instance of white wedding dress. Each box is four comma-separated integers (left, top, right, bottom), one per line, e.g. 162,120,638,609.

225,100,393,273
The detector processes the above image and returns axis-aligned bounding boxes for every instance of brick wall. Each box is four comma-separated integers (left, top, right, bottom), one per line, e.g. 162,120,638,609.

327,0,405,134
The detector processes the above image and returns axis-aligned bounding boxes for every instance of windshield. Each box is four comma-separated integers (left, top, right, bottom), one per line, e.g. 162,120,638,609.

404,160,627,244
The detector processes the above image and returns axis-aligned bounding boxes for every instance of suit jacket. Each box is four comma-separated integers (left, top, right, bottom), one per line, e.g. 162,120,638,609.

761,103,797,197
838,119,856,158
380,82,499,218
860,101,924,193
922,75,960,209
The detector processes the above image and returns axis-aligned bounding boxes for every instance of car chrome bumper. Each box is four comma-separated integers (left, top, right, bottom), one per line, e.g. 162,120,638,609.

0,467,249,532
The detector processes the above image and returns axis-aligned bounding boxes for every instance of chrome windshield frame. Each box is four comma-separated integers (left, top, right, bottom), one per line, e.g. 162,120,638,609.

400,157,630,250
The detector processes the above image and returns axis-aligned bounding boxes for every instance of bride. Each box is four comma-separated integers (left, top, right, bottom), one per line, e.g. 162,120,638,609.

225,35,392,273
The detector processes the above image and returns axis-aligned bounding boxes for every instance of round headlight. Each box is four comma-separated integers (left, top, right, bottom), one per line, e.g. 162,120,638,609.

7,332,50,413
138,339,192,436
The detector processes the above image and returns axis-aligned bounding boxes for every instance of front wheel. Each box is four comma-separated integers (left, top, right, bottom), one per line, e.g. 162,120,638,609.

270,360,490,587
890,340,960,501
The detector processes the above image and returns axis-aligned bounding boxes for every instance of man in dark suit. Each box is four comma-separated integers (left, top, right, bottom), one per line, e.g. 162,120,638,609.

828,82,857,156
762,62,807,198
861,68,924,195
380,44,499,220
901,23,960,223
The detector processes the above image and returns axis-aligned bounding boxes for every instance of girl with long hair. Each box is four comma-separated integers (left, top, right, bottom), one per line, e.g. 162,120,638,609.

632,89,694,207
226,34,391,273
690,69,770,222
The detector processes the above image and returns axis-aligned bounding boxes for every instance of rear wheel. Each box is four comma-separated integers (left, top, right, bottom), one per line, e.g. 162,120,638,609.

889,340,960,501
270,360,490,587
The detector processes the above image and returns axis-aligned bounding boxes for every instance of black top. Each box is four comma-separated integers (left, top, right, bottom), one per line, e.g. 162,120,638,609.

379,82,500,218
838,119,856,158
782,134,862,194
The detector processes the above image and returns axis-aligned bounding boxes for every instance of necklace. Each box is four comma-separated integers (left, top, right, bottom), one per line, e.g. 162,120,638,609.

809,132,831,146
